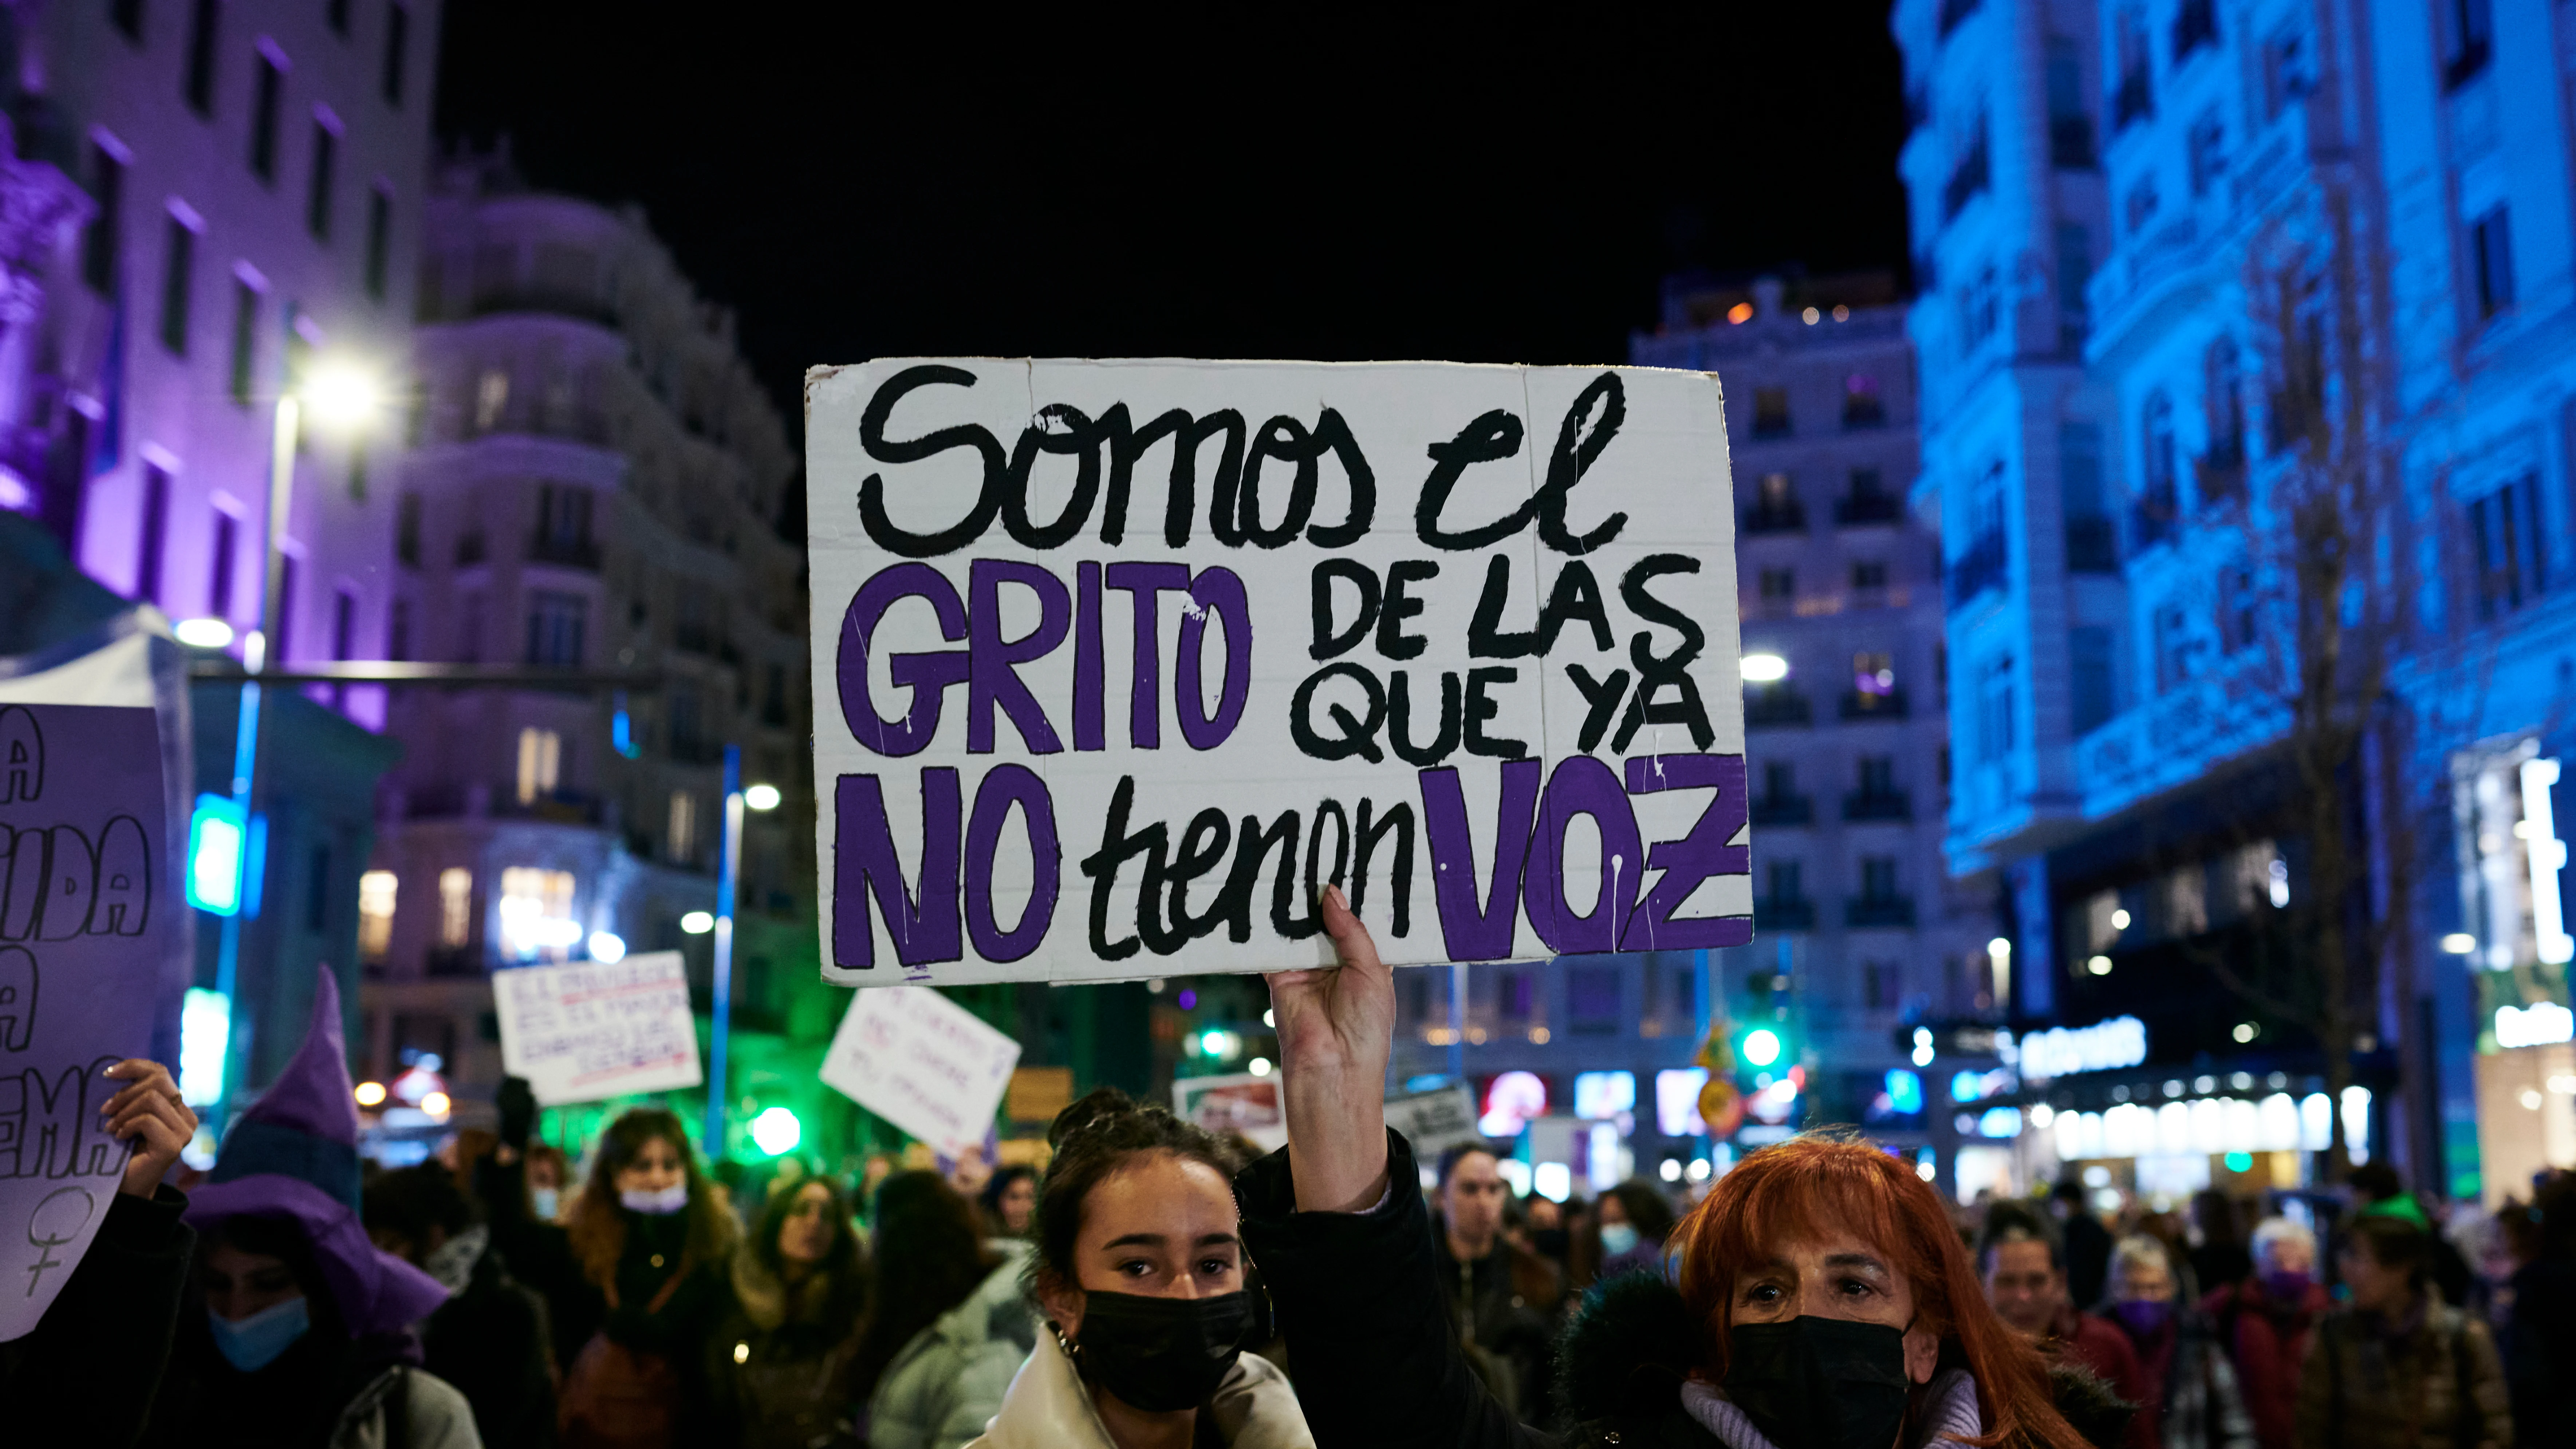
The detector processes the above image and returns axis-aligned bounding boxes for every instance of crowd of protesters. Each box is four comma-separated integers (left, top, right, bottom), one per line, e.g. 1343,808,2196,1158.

13,939,2576,1449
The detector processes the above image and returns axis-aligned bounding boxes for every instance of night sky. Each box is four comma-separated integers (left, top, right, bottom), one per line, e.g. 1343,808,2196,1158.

434,7,1912,431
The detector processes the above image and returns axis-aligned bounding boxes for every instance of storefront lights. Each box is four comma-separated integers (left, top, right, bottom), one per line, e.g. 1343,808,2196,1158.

2496,1001,2575,1049
2521,759,2573,965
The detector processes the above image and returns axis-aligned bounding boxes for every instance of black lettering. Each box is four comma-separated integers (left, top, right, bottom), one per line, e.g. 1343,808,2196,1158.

1354,799,1414,937
1078,776,1164,961
856,364,1007,558
1536,562,1614,653
1233,416,1319,548
1294,802,1352,938
1535,371,1629,555
1415,410,1529,550
1303,409,1377,548
1388,670,1461,767
1467,555,1537,659
1375,560,1439,660
1612,553,1714,749
1001,403,1103,548
1565,663,1632,753
1463,666,1528,759
1151,809,1233,948
1218,810,1301,944
1310,560,1380,661
1100,407,1245,548
1290,664,1386,763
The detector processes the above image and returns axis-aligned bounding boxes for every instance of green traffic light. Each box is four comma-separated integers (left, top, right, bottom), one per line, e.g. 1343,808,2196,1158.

1742,1027,1783,1068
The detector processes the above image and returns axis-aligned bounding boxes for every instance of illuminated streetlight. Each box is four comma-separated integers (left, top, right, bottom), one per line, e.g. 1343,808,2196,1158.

174,618,236,649
301,361,386,431
420,1091,452,1117
588,930,627,963
1742,1027,1783,1068
1740,653,1789,684
743,783,782,812
354,1080,387,1107
750,1106,802,1156
2441,933,2478,955
681,910,715,934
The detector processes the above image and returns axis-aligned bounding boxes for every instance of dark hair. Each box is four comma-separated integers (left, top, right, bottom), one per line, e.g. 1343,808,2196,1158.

752,1176,869,1331
1980,1200,2066,1272
363,1162,473,1251
979,1163,1038,1218
2342,1212,2430,1288
566,1106,738,1288
2347,1162,2405,1203
200,1213,345,1340
1434,1140,1504,1190
850,1171,997,1401
1033,1087,1237,1300
1605,1179,1679,1247
2191,1189,2245,1248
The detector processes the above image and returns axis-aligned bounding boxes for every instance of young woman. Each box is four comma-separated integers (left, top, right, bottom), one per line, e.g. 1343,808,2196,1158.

711,1176,873,1449
1590,1178,1682,1283
856,1171,1035,1449
556,1106,740,1449
981,1163,1040,1240
970,1088,1312,1449
2293,1209,2512,1449
142,972,477,1449
1246,886,2115,1449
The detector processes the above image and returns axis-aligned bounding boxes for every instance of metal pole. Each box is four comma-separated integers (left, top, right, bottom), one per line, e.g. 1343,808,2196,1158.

210,394,300,1123
1448,959,1466,1081
704,744,742,1159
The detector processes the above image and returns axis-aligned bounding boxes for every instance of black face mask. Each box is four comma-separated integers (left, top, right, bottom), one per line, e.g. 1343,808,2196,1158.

1724,1316,1913,1449
1074,1290,1255,1413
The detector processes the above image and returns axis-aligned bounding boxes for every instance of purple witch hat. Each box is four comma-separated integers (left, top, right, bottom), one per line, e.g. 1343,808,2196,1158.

186,967,448,1335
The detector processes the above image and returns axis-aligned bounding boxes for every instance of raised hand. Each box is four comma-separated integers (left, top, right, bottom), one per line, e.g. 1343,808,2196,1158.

100,1059,197,1199
1265,885,1397,1213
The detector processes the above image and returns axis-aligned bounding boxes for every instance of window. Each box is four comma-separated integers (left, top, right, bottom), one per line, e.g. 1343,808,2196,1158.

275,555,297,662
2055,223,2091,350
114,0,145,40
154,213,196,354
1860,857,1901,901
1749,470,1803,532
2046,37,2095,167
1941,122,1990,223
330,586,357,666
437,866,474,948
2070,626,2116,733
517,727,562,804
388,598,412,661
358,870,395,962
2471,475,2547,619
475,367,509,431
1858,755,1898,798
2438,0,2492,89
1753,386,1791,438
1768,861,1805,900
121,463,169,608
2174,0,2218,59
228,278,259,405
397,492,422,565
2473,207,2516,320
2113,9,2153,128
1937,0,1980,39
1977,654,2016,763
2221,566,2258,651
497,866,576,961
458,591,485,661
209,509,238,619
1842,374,1886,428
2138,391,2178,547
2263,29,2313,120
535,484,595,563
1566,966,1621,1034
2125,176,2160,235
82,145,123,295
1763,761,1797,800
381,3,410,105
1759,567,1796,602
2061,422,2114,572
306,844,333,933
1865,961,1901,1013
364,187,392,300
1961,265,1999,347
669,790,698,862
525,590,587,666
306,118,336,239
2187,111,2226,197
1852,560,1889,592
2154,598,2205,692
185,0,220,114
248,51,281,181
1498,968,1534,1025
2205,339,2247,473
1853,650,1896,701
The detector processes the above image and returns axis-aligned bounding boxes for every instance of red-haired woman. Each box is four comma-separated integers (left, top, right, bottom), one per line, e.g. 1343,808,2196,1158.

1243,889,2135,1448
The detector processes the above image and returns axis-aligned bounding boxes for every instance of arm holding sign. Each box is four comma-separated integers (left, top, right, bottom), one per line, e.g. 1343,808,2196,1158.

0,1060,200,1449
1237,889,1550,1449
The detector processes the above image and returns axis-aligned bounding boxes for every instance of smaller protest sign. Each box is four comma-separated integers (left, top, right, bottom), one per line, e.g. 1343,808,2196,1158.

494,953,702,1107
821,987,1021,1159
1385,1083,1482,1163
1172,1073,1287,1153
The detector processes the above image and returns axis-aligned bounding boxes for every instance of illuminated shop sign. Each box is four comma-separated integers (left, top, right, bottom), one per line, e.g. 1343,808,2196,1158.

2018,1015,2149,1081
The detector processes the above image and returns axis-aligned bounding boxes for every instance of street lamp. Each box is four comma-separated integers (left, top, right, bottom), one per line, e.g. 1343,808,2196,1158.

700,773,782,1157
205,355,385,1124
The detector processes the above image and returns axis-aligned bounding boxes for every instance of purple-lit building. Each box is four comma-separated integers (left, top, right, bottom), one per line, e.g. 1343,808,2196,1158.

9,3,439,1093
361,154,813,1137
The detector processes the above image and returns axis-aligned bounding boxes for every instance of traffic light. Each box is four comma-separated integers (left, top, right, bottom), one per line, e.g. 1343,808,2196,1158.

185,794,246,915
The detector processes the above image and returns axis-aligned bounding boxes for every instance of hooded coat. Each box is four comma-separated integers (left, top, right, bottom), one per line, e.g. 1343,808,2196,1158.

964,1328,1314,1449
865,1240,1038,1449
707,1243,870,1449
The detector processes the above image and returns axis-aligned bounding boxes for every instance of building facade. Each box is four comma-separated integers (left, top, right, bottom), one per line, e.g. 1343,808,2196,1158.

13,1,440,1097
359,154,821,1155
1896,0,2576,1205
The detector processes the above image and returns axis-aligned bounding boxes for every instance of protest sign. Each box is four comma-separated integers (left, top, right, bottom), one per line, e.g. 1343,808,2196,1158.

493,952,702,1107
0,627,188,1341
819,986,1021,1158
1171,1072,1287,1152
806,360,1750,985
1384,1082,1482,1163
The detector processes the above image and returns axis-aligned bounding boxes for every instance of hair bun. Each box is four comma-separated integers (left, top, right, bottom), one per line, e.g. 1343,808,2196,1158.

1047,1086,1142,1150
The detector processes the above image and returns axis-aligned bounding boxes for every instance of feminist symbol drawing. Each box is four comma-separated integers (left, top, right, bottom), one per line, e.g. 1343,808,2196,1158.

24,1187,95,1298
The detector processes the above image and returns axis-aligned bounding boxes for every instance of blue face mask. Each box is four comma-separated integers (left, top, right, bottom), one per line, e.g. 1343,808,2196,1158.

209,1295,310,1373
531,1187,560,1221
1599,1223,1641,1257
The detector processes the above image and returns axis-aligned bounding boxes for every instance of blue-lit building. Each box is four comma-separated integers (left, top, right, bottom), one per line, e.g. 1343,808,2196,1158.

1895,0,2576,1203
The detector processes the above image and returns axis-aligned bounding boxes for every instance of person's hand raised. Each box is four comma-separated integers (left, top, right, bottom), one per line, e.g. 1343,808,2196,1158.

100,1059,197,1199
1266,885,1396,1214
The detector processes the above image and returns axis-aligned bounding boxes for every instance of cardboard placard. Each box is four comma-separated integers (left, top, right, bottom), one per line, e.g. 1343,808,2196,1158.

806,359,1749,984
493,952,703,1107
0,632,184,1341
1172,1072,1287,1153
819,986,1021,1158
1385,1082,1484,1163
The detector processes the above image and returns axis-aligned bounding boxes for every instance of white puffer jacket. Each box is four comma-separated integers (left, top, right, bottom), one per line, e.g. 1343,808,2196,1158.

967,1329,1313,1449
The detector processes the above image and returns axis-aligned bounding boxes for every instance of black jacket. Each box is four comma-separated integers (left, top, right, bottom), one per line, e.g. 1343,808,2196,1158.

1,1185,194,1448
1236,1131,2139,1449
422,1233,559,1449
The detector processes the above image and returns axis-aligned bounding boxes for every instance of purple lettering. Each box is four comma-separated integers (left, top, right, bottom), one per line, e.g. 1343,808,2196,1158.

1104,562,1189,748
967,559,1070,755
1074,560,1105,752
838,562,967,757
1621,753,1753,950
1418,760,1540,961
1523,755,1643,955
965,765,1060,963
1176,567,1252,750
832,770,962,970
